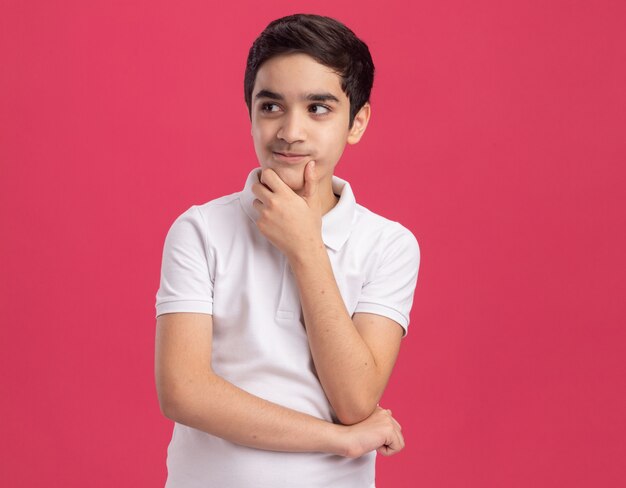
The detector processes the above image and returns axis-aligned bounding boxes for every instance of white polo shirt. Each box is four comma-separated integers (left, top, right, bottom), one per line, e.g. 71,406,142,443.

155,167,420,488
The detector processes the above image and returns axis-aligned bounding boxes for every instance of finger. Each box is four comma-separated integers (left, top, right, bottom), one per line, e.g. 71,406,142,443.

251,181,273,204
383,408,402,431
394,426,405,449
391,416,402,431
252,198,264,210
390,426,405,452
377,440,399,457
260,168,289,193
376,445,391,456
379,430,404,457
390,430,401,451
376,425,402,457
391,418,404,450
302,160,319,201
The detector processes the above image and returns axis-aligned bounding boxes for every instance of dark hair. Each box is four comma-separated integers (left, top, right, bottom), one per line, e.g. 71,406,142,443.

244,14,375,127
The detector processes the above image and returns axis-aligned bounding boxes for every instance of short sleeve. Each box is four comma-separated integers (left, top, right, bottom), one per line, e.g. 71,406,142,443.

155,206,214,318
353,224,420,336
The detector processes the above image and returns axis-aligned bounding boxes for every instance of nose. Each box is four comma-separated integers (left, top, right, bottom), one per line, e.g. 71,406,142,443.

276,110,306,144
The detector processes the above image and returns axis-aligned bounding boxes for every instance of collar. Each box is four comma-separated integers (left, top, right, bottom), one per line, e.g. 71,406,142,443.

239,167,357,252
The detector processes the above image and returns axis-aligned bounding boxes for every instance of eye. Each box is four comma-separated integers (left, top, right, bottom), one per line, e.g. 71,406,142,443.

309,104,331,115
260,103,281,113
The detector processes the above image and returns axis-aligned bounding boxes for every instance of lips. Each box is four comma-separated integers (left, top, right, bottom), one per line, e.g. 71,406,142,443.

272,152,310,163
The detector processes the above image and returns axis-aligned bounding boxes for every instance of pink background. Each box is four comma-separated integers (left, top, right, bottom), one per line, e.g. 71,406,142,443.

1,1,625,486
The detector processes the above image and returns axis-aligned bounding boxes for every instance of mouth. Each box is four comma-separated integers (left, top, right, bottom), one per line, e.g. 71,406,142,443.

272,152,310,164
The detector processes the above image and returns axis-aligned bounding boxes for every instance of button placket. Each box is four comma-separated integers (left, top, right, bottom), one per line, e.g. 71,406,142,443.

276,256,300,321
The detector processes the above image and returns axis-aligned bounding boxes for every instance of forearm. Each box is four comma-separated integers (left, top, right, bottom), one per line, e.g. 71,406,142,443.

164,370,346,455
288,243,383,424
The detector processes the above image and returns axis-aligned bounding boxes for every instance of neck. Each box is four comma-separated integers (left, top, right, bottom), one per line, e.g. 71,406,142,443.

322,190,340,215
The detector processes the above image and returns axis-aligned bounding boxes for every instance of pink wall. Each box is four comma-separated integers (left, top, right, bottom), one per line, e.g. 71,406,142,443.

1,1,624,486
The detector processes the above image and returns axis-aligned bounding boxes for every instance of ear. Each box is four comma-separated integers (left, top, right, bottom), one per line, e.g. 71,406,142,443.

347,103,371,145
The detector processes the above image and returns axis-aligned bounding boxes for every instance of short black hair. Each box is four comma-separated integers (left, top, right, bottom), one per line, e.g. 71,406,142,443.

244,14,375,128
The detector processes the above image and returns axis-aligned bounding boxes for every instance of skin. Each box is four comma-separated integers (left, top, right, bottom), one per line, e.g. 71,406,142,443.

250,52,370,215
156,313,403,458
155,52,405,458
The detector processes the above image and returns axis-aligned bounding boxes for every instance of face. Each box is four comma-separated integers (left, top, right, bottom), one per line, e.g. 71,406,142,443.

250,53,370,194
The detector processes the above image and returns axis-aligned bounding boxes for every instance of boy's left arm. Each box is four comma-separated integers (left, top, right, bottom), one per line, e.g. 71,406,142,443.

252,164,418,425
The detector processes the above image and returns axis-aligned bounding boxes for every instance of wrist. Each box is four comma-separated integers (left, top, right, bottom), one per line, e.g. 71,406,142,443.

323,422,350,457
287,237,326,268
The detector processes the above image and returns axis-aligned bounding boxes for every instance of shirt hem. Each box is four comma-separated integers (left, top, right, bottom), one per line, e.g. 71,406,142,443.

353,302,409,336
155,299,213,318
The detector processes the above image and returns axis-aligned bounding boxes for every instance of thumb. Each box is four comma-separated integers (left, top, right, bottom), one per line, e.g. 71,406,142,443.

302,160,319,203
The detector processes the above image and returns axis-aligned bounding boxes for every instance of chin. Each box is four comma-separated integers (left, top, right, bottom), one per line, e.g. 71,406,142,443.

265,165,305,191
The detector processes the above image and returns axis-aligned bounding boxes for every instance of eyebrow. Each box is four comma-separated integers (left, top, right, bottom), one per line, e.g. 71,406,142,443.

254,89,340,104
307,93,340,103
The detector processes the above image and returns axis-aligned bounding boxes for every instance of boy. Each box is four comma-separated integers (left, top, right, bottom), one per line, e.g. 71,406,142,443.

155,13,420,487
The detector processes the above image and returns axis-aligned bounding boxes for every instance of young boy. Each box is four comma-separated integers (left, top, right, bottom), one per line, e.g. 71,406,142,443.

155,14,420,487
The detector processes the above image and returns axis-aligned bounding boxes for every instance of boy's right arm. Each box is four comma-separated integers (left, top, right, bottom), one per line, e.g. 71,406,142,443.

155,312,404,458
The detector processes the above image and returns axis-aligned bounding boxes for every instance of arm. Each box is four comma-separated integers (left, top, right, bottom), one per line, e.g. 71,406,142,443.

155,311,404,457
251,166,419,425
288,247,404,425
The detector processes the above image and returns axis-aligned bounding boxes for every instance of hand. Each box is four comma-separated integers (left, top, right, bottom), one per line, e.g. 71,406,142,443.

251,161,323,260
340,406,405,458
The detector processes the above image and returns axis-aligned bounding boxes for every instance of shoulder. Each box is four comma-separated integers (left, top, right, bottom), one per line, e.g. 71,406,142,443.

164,189,256,259
353,203,420,255
161,191,245,250
168,191,243,230
192,191,242,221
